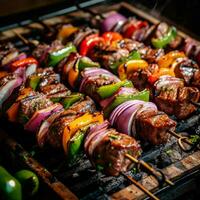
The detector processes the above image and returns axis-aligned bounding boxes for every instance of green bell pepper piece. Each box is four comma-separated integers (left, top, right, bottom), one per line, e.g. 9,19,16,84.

61,93,84,109
151,26,177,49
14,170,39,197
0,166,22,200
68,125,90,161
104,89,150,118
48,43,77,67
110,50,141,74
97,80,133,99
78,57,100,71
29,76,41,90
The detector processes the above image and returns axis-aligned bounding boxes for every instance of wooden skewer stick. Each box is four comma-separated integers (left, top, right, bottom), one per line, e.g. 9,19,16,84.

13,30,38,47
125,154,174,186
13,30,38,48
168,130,193,146
121,172,160,200
168,130,200,152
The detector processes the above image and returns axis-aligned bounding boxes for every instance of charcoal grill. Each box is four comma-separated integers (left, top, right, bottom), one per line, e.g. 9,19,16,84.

0,1,200,200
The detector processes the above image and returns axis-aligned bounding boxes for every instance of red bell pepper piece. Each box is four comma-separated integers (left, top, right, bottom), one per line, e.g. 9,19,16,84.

11,57,38,72
79,33,104,56
123,21,148,38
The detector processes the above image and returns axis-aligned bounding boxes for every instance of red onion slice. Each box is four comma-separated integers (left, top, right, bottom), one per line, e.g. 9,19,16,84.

24,103,63,133
87,129,109,157
110,100,145,135
84,121,109,154
0,77,22,108
37,109,64,147
101,13,127,32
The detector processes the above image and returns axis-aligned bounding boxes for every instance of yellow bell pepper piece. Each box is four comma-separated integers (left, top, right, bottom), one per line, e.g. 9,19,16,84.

118,60,148,80
62,112,104,154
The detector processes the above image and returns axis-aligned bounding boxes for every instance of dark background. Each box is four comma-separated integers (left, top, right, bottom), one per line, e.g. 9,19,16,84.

134,0,200,38
0,0,200,37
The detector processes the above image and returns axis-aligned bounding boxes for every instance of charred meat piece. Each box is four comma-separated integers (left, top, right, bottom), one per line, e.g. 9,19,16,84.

18,93,53,124
32,43,50,63
70,96,96,114
47,110,77,149
173,57,200,88
39,83,71,99
85,122,141,176
136,110,176,145
91,45,129,69
128,64,159,91
174,87,199,119
154,76,199,119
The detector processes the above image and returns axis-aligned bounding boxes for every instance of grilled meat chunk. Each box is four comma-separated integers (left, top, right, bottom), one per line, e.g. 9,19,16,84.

18,93,53,124
91,45,129,69
39,83,71,99
88,126,141,176
136,110,176,145
154,76,199,119
128,64,159,91
47,110,77,149
173,57,200,88
70,96,96,114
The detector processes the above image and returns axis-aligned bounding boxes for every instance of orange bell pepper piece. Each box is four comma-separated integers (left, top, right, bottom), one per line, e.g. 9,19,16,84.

57,25,78,41
7,102,20,122
157,51,185,68
68,67,79,88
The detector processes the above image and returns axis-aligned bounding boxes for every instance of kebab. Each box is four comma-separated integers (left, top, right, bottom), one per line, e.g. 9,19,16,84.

9,33,199,151
59,29,200,119
0,65,170,199
50,24,200,91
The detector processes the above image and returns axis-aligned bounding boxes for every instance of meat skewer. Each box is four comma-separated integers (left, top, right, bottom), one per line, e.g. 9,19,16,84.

0,71,164,199
11,32,200,153
0,43,175,188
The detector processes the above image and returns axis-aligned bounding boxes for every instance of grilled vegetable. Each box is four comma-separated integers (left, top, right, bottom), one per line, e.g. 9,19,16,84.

48,43,76,67
97,80,133,99
61,93,84,109
152,26,177,49
79,33,104,56
103,89,150,117
62,112,104,154
14,170,39,197
118,59,148,80
0,166,22,200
